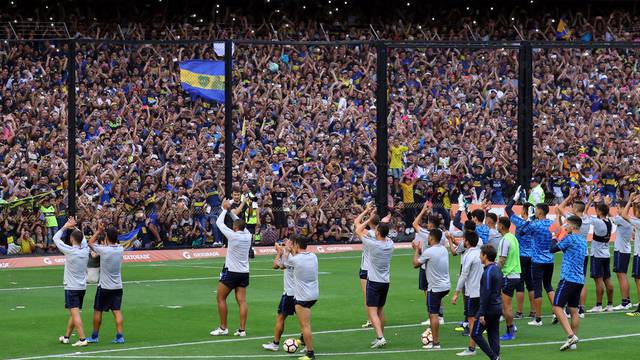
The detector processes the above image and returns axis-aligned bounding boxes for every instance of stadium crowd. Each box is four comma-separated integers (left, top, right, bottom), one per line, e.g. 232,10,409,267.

1,2,640,255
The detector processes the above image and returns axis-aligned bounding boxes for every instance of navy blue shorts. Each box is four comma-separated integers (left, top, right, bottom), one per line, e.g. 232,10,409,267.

366,280,390,308
590,256,611,279
553,279,583,308
531,262,554,298
464,296,480,317
502,277,521,297
427,290,449,315
65,290,86,309
418,267,428,291
633,255,640,279
220,267,250,289
359,268,368,280
519,256,533,292
295,300,317,309
613,251,631,274
278,294,295,316
94,287,123,312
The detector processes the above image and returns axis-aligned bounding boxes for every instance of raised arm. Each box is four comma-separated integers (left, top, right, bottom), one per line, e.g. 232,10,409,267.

52,217,78,254
216,200,235,239
413,201,431,233
354,202,374,239
88,220,105,250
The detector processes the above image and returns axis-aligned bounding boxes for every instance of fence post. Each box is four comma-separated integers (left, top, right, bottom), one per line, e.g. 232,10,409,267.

224,40,233,197
375,41,389,217
67,39,77,217
517,42,534,191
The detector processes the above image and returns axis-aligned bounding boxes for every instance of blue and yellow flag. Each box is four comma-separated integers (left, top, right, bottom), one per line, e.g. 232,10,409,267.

556,19,572,40
179,60,225,103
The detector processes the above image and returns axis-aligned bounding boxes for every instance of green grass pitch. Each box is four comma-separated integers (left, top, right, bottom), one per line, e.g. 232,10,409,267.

1,249,639,359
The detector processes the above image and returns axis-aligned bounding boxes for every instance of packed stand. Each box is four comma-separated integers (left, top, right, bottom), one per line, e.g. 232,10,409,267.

532,48,640,206
2,2,640,255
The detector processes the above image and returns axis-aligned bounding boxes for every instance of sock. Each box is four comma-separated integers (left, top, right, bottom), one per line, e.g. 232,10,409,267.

306,350,315,358
622,298,630,306
273,340,279,345
578,305,584,312
516,312,523,317
63,336,69,339
238,329,245,332
469,346,475,351
79,338,86,341
91,331,99,338
116,333,123,340
596,302,602,307
536,317,542,322
607,301,613,306
299,334,305,345
529,311,535,318
507,325,514,334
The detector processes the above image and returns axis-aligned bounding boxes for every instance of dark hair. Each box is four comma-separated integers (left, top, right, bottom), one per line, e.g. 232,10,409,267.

481,244,497,262
233,218,246,230
70,229,84,245
464,231,479,247
464,220,476,231
573,200,586,213
523,202,533,213
567,215,583,230
106,228,118,244
536,203,549,215
377,222,390,238
471,209,485,223
369,214,381,227
291,234,308,249
426,215,441,228
498,216,511,230
429,228,442,244
486,212,497,224
596,203,609,216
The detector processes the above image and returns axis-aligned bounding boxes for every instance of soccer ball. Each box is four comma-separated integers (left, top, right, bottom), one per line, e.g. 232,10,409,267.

421,328,433,345
283,338,299,353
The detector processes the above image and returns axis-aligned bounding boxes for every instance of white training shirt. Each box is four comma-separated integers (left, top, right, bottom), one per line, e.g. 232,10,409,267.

53,229,90,291
279,256,295,297
285,251,319,302
361,234,394,283
216,208,252,273
627,216,640,257
455,246,483,297
92,243,124,290
417,226,447,269
418,244,450,292
589,216,610,258
611,215,632,254
360,229,375,271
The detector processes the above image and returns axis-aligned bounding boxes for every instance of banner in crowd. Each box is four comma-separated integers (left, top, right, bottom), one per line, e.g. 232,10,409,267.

179,60,225,102
0,243,414,269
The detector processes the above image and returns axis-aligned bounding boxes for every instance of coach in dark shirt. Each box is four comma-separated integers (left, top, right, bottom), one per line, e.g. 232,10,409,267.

472,244,503,360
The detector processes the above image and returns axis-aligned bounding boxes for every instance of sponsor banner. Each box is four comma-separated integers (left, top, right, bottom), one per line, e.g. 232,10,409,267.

0,242,410,269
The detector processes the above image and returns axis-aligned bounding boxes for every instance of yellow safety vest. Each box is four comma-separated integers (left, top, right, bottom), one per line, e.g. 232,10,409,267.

40,205,58,228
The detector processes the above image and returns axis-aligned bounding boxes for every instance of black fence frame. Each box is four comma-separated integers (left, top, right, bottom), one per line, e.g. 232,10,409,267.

5,38,640,217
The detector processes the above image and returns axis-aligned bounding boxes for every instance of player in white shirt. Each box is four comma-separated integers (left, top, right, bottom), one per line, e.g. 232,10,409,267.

53,217,90,347
357,208,380,329
620,193,640,316
211,199,252,337
87,222,125,344
355,203,394,349
611,206,634,310
283,235,319,360
262,238,298,351
413,228,451,350
412,201,447,325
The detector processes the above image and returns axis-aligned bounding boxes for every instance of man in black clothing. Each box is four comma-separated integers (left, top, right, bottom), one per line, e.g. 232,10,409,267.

472,245,502,360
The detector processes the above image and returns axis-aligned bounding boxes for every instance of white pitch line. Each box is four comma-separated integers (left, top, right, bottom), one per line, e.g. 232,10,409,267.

6,311,636,360
0,272,331,292
26,333,640,359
